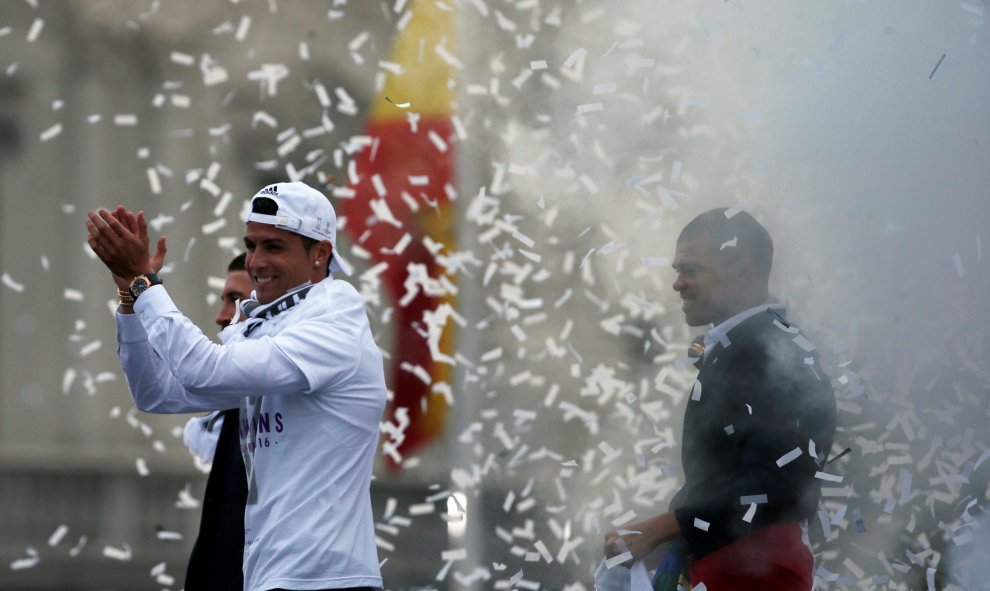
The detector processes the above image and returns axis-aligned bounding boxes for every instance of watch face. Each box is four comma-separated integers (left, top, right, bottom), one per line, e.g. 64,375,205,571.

130,276,152,298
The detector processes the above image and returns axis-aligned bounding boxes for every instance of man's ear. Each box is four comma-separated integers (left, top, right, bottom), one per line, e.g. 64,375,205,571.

318,240,333,263
735,257,756,279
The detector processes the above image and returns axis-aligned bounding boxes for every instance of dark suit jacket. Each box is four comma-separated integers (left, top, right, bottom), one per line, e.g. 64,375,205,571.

184,409,247,590
670,308,837,558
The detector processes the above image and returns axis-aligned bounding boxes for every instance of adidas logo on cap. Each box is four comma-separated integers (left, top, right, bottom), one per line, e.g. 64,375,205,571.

259,185,279,197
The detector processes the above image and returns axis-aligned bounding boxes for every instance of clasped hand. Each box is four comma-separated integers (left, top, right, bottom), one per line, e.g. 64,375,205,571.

85,206,167,289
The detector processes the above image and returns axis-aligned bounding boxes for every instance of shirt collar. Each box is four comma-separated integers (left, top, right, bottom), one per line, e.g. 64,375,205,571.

703,301,787,355
247,280,314,303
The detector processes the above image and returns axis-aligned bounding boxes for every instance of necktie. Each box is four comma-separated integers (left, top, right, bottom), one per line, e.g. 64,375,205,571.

239,285,312,337
688,335,705,369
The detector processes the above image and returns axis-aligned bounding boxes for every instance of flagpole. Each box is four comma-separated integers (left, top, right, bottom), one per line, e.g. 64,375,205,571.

450,3,486,588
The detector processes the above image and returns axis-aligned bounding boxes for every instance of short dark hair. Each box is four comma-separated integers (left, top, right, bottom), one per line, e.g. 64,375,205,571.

678,208,773,279
227,252,246,272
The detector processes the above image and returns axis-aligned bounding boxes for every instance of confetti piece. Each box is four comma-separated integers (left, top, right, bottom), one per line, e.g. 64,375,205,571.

169,51,194,66
604,551,632,569
693,518,710,531
428,130,448,153
533,540,553,563
10,549,39,571
952,252,965,277
792,334,816,352
815,471,843,483
69,536,87,557
776,447,803,467
235,16,252,41
961,2,985,16
1,272,24,292
26,18,43,42
202,219,227,235
409,503,435,516
386,96,411,108
48,525,69,547
690,379,702,401
611,511,637,526
928,53,946,79
39,123,62,142
102,544,132,561
724,204,745,218
739,494,767,505
742,502,757,522
79,340,102,357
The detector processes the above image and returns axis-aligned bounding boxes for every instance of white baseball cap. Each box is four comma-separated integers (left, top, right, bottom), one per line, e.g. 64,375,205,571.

244,181,351,275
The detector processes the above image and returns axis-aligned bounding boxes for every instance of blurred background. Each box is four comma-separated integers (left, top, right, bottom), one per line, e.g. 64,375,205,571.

1,0,988,589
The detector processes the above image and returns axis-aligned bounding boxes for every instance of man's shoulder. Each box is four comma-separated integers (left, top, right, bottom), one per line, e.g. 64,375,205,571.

286,280,371,335
725,312,827,375
315,278,362,302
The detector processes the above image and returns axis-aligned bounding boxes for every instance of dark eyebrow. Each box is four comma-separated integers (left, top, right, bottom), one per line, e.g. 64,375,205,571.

243,237,287,248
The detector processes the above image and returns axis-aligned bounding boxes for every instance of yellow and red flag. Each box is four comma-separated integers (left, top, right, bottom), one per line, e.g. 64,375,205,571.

341,0,458,467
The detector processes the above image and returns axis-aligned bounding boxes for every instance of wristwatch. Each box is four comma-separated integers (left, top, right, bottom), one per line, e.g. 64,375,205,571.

128,272,163,301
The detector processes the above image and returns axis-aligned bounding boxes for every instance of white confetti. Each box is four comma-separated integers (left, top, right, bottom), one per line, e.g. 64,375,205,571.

26,18,44,42
1,272,24,292
576,103,603,114
170,51,194,65
10,549,39,571
604,551,632,569
48,525,69,547
742,502,757,523
102,544,133,561
39,123,62,142
79,340,102,357
776,447,803,467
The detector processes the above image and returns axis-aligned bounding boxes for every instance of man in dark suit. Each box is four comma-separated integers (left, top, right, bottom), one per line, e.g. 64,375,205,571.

605,209,836,590
183,253,251,591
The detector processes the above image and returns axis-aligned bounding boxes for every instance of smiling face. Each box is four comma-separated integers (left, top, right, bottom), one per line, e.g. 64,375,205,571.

215,269,253,328
672,234,739,327
243,222,325,304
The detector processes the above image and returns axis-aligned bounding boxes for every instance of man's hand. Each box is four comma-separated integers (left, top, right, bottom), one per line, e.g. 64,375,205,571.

113,208,167,280
603,512,681,568
87,206,167,287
